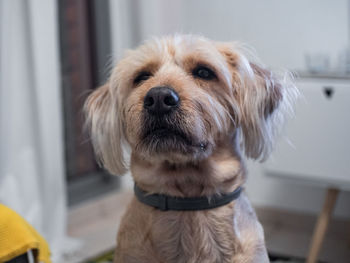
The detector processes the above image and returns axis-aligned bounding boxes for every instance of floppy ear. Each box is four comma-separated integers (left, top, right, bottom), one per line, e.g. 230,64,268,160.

239,61,288,161
249,63,283,117
218,43,297,161
84,83,127,175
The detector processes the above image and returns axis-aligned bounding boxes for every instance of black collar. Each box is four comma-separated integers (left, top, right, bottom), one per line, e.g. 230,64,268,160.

134,184,243,211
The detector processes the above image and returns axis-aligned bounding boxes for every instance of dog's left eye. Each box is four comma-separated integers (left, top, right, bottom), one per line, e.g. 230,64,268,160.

134,71,152,84
192,66,216,80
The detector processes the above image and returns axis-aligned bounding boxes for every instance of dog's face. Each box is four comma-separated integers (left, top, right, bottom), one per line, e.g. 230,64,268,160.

85,35,296,175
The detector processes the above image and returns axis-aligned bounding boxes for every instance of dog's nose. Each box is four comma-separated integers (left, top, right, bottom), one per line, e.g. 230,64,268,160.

144,86,180,115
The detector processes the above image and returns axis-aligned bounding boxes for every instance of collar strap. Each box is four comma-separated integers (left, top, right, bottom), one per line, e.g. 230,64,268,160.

134,184,243,211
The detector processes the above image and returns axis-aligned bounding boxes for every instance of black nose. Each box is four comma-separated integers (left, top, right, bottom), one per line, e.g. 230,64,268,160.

144,86,180,115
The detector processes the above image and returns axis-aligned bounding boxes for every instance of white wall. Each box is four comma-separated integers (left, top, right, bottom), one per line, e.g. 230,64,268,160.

110,0,350,218
136,0,348,71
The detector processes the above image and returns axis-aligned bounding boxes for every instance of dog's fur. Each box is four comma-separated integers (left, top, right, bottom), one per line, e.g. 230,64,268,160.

85,35,297,263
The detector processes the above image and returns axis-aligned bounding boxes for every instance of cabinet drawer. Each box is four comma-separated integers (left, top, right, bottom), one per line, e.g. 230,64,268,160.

265,79,350,190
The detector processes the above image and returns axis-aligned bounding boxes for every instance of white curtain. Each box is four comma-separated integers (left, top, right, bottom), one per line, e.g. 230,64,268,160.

0,0,69,261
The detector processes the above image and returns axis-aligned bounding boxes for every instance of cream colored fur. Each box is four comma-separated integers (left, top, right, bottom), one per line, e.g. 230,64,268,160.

85,35,298,263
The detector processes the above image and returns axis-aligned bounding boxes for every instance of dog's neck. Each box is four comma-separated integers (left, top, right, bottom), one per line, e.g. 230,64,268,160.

130,144,246,198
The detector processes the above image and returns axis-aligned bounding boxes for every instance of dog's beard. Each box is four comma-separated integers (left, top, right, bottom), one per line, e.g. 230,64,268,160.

137,111,207,156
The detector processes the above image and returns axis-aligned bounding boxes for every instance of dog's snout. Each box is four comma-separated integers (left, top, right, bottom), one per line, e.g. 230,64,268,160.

144,86,179,115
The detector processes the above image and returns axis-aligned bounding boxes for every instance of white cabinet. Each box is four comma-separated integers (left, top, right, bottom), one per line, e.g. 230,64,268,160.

265,78,350,190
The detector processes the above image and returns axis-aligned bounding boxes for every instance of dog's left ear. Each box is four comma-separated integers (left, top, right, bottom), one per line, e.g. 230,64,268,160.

249,62,283,117
217,43,297,161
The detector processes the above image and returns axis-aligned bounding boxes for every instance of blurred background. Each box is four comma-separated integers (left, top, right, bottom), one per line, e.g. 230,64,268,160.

0,0,349,262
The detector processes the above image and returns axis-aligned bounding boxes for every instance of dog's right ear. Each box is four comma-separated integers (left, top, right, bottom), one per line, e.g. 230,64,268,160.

84,82,127,175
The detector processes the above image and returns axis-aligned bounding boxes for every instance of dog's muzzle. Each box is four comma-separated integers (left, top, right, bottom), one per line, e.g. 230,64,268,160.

142,86,187,148
140,86,207,154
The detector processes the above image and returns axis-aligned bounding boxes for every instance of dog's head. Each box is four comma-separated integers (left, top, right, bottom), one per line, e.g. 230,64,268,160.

85,35,297,176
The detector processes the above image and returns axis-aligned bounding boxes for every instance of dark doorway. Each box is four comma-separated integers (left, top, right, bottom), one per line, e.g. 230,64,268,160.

58,0,119,205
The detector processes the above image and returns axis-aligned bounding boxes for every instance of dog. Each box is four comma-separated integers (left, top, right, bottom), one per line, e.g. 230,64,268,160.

85,35,297,263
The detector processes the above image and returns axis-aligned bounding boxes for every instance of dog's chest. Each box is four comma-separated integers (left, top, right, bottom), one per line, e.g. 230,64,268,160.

151,209,237,263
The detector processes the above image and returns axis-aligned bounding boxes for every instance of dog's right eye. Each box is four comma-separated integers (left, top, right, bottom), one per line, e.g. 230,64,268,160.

134,71,152,85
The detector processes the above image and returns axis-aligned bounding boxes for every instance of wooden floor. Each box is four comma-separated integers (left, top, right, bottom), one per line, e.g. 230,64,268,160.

65,191,350,263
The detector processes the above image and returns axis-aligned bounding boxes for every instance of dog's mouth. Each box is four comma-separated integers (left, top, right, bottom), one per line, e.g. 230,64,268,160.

140,125,206,154
137,110,209,156
143,126,192,147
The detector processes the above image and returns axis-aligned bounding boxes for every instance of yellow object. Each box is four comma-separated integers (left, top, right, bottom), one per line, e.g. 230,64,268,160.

0,204,51,263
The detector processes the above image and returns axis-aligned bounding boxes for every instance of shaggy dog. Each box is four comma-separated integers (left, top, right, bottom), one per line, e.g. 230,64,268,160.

85,35,297,263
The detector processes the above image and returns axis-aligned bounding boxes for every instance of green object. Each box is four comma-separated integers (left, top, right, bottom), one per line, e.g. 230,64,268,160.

87,250,114,263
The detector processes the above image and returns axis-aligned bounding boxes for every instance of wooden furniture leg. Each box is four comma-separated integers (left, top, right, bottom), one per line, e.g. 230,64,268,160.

306,187,339,263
